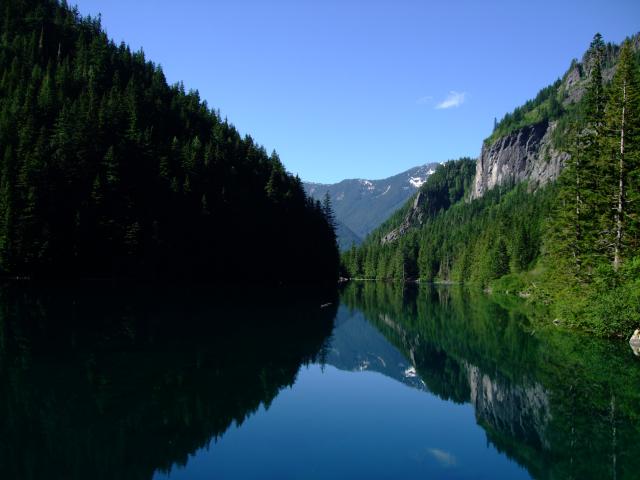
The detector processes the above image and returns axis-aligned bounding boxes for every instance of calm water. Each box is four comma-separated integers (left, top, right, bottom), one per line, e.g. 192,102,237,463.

1,283,639,479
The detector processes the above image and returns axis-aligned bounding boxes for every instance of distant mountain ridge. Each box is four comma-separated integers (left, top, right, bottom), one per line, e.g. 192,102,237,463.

304,164,439,248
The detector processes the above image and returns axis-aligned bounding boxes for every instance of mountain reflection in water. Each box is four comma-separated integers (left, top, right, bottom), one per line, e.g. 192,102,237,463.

1,282,638,479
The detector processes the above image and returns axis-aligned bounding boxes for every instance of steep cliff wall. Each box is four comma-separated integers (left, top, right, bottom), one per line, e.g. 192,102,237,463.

381,192,426,244
470,33,640,201
470,120,568,200
364,34,640,250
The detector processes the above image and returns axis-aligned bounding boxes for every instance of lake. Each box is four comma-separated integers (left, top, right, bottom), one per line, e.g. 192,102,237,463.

1,282,638,479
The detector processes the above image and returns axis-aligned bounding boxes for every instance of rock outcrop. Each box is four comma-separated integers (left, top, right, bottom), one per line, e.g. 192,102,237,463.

630,329,640,357
470,120,568,200
381,191,426,244
470,34,640,202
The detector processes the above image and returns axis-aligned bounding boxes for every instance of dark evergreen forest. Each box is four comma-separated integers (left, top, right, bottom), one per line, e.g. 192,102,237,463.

0,0,339,282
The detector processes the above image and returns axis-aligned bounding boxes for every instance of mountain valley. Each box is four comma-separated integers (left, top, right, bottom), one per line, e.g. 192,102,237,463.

304,164,439,248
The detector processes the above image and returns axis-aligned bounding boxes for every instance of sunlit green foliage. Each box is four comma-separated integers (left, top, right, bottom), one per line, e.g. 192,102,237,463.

543,36,640,335
485,79,564,145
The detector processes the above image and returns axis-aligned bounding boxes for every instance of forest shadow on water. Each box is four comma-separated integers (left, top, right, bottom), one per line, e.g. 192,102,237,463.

0,283,338,480
0,282,639,479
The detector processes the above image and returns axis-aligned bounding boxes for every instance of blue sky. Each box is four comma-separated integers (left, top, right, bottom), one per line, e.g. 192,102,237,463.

72,0,640,183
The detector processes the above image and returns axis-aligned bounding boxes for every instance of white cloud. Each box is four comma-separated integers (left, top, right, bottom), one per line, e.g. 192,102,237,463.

435,91,466,109
427,448,457,467
416,95,433,105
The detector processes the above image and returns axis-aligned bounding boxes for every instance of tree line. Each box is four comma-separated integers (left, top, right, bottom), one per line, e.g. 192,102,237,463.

0,0,338,282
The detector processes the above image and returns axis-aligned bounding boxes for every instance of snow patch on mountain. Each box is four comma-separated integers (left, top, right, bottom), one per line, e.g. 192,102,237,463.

409,176,426,188
360,180,375,191
302,162,441,247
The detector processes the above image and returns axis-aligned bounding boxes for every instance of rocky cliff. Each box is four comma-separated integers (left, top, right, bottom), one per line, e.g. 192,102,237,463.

470,33,640,201
361,35,640,250
470,120,568,200
381,191,426,244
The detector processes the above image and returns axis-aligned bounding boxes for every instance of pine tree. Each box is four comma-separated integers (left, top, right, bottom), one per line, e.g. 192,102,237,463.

347,243,359,278
512,224,532,272
104,146,118,186
553,33,607,276
394,246,406,281
604,39,640,270
0,145,15,271
321,192,335,229
418,242,436,281
377,251,388,280
490,238,510,279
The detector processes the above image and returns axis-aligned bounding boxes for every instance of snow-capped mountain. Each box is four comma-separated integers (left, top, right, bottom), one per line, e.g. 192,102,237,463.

304,163,439,249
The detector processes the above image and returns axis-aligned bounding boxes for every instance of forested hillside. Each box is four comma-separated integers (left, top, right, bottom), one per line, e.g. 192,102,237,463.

343,34,640,335
0,0,338,282
342,158,552,285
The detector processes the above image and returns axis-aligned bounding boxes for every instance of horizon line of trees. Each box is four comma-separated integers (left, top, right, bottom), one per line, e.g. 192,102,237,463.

0,0,339,282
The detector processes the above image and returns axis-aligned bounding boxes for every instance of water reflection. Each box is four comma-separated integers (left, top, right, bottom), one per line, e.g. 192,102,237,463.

1,282,638,479
341,283,640,480
0,284,337,480
325,307,427,390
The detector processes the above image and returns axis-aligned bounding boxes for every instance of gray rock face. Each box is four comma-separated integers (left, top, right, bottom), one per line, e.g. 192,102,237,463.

470,120,568,200
630,329,640,357
381,191,426,244
469,34,640,202
563,62,584,105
